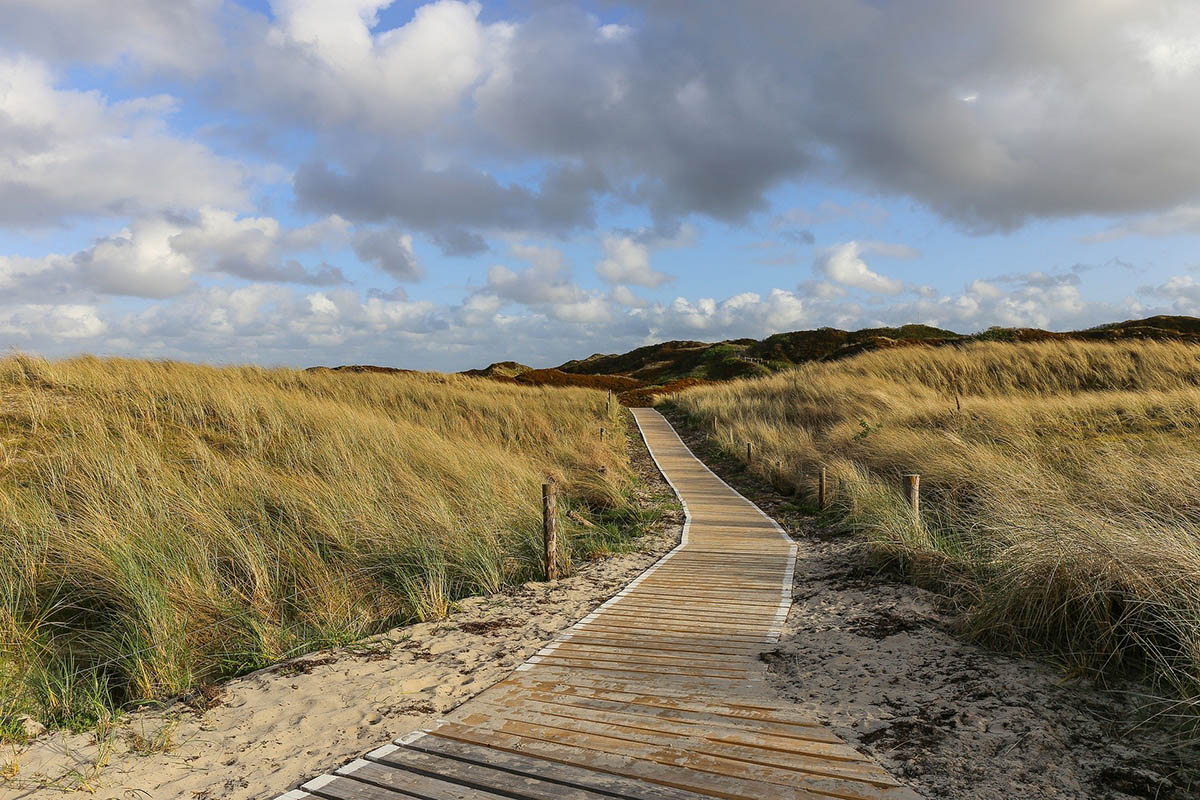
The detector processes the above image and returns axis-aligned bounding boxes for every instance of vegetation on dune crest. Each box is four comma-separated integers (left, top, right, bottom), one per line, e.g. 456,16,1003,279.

0,356,658,736
667,339,1200,733
461,315,1200,408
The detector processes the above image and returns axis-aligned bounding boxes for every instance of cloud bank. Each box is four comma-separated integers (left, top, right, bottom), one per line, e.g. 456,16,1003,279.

0,1,1198,368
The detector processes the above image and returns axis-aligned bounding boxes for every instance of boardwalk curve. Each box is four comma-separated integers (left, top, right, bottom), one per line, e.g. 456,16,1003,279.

273,408,917,800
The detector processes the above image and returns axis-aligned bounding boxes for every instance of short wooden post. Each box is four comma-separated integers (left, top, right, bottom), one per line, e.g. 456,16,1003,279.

745,441,753,463
543,481,558,581
904,473,920,517
606,390,614,414
599,426,605,441
818,466,828,509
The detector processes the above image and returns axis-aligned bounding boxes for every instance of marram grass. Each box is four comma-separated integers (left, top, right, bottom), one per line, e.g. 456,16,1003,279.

668,339,1200,731
0,355,654,735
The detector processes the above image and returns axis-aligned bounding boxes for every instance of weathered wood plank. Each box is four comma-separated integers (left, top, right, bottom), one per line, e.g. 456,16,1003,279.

310,760,517,800
402,737,716,800
494,676,824,722
474,687,852,750
368,745,622,800
455,706,899,787
526,653,758,679
425,723,835,800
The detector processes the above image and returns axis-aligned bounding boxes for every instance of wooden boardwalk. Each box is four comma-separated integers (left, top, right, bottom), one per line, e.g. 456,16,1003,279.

273,409,917,800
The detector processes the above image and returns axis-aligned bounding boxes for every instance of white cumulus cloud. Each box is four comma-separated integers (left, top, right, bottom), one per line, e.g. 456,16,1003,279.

0,56,248,226
595,234,673,287
813,241,906,295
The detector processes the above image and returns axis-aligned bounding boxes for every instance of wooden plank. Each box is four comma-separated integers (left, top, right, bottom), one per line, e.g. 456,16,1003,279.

566,622,772,643
603,599,785,618
477,687,849,748
302,775,408,800
636,573,788,585
471,695,862,761
457,705,898,787
571,619,772,640
368,745,624,800
425,723,834,800
495,673,787,710
548,643,757,668
519,663,763,688
597,606,780,623
308,760,519,800
593,604,778,622
609,590,786,609
495,676,823,721
541,648,757,674
638,575,781,585
637,566,786,576
528,653,758,679
530,659,756,682
557,630,765,654
587,610,775,633
553,634,763,658
402,737,716,800
520,660,768,684
451,713,873,792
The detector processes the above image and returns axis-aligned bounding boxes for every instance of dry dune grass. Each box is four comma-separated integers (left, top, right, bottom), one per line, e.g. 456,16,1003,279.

0,355,646,738
668,340,1200,729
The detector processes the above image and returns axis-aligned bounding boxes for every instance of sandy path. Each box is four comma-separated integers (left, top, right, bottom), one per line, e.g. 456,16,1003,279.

661,408,1200,800
0,430,683,800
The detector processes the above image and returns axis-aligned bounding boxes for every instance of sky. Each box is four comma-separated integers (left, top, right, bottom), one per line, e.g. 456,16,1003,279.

2,1,1200,371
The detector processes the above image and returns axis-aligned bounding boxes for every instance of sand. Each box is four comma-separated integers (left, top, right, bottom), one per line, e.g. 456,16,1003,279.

764,532,1198,799
0,435,683,799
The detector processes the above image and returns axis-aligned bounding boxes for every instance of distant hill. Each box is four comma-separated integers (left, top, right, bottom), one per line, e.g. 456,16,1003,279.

488,315,1200,404
460,361,532,379
509,369,642,391
557,339,766,384
745,324,960,363
307,364,416,375
313,315,1200,405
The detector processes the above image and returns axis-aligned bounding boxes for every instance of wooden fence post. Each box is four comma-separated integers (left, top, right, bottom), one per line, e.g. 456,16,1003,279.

818,466,827,509
904,473,920,517
543,480,558,581
745,441,752,463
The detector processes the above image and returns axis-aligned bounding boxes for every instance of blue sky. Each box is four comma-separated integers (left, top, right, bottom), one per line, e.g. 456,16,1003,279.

1,1,1199,370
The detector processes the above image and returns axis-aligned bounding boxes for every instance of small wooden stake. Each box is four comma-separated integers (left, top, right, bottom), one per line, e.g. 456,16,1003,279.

745,441,753,463
818,466,828,509
599,426,605,441
543,480,558,581
904,473,920,517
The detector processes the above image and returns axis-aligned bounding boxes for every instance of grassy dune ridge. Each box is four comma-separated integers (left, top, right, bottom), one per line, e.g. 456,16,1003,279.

0,356,653,736
667,340,1200,724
